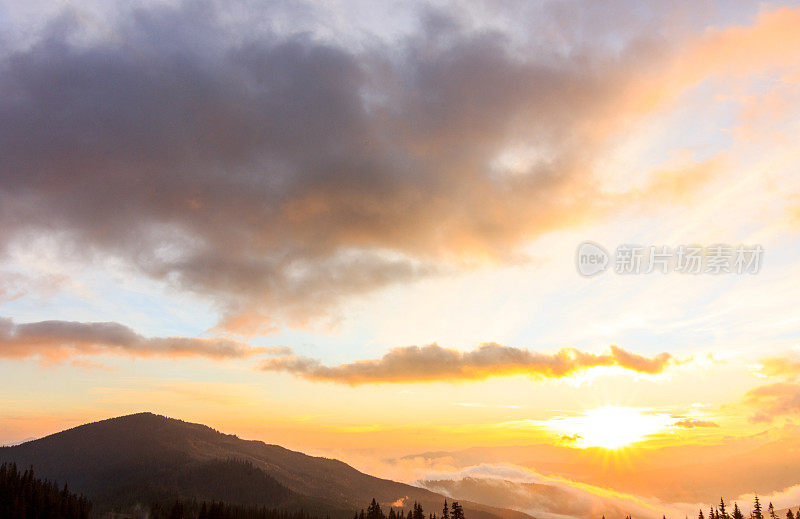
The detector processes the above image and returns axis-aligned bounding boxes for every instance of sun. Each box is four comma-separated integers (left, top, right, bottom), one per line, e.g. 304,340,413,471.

546,406,672,449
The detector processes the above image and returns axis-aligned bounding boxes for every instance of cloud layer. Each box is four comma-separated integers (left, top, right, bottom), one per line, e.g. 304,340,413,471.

0,314,673,385
420,463,694,519
0,317,279,361
0,0,728,333
260,343,672,384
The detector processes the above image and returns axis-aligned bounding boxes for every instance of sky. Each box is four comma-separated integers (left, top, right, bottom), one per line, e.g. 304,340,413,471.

2,0,800,517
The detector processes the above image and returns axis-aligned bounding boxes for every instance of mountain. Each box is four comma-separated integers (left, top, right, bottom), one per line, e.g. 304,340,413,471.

0,413,534,519
775,505,800,518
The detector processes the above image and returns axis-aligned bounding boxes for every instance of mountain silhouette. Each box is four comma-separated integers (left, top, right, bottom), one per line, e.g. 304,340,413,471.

0,412,533,519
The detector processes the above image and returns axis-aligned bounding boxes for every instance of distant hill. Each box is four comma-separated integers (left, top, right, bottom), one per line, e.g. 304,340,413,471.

775,505,800,518
0,413,534,519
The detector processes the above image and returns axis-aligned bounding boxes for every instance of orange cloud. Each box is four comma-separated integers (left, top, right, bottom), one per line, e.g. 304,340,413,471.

758,354,800,378
745,354,800,423
0,316,285,361
671,419,720,429
259,343,673,385
619,6,800,117
745,383,800,423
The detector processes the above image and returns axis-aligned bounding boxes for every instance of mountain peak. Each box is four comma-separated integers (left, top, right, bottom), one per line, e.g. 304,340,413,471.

1,414,533,519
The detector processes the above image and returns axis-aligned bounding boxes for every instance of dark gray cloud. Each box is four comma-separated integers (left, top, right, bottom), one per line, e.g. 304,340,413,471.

0,1,709,332
0,316,283,360
259,343,673,384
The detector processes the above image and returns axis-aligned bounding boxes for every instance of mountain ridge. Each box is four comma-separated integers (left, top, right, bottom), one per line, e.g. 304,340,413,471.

0,412,534,519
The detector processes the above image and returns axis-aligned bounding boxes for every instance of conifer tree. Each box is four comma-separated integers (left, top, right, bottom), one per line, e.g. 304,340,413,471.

732,503,744,519
0,462,91,519
367,498,384,519
768,503,776,519
754,496,763,519
700,509,705,519
443,500,449,519
787,510,796,519
450,501,464,519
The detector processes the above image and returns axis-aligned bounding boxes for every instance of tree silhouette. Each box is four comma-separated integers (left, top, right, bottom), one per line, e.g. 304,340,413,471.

367,498,384,519
720,498,729,519
0,462,91,519
754,496,763,519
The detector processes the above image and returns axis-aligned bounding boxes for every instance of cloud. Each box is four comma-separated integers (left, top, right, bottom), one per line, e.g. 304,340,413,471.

390,497,408,508
746,354,800,423
0,316,283,361
671,419,719,429
558,434,583,445
0,272,68,303
259,343,673,384
734,485,800,515
0,0,736,334
758,354,800,378
746,383,800,423
418,463,697,519
608,345,673,374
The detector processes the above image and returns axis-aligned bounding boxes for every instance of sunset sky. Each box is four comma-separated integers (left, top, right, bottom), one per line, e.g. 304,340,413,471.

2,0,800,517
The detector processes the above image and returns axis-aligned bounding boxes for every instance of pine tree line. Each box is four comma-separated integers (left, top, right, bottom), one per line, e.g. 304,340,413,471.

697,495,794,519
354,499,465,519
0,462,92,519
149,499,327,519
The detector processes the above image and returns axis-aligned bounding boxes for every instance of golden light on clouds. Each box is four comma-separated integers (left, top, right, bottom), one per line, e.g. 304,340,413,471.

4,1,800,518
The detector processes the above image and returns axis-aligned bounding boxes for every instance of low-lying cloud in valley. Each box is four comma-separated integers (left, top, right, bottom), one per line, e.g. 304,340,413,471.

420,463,696,519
